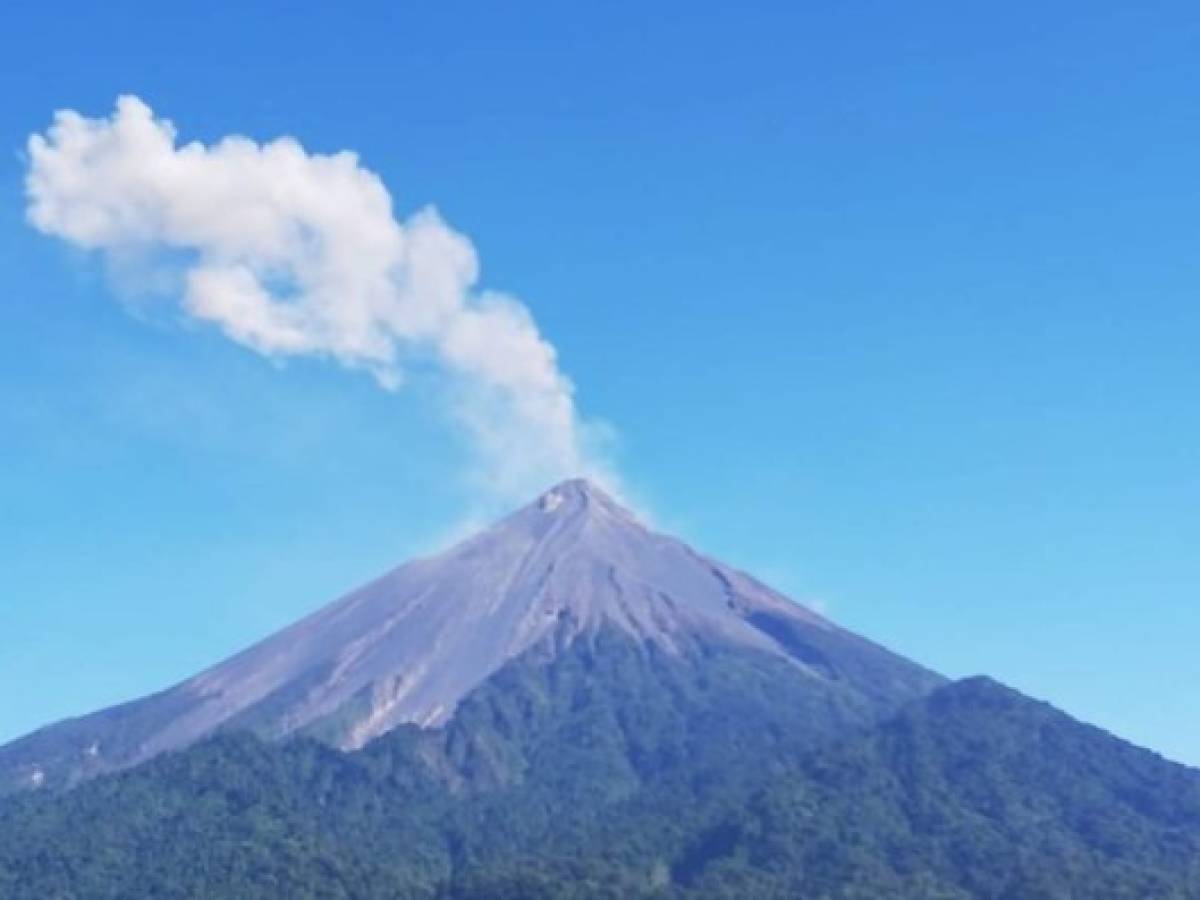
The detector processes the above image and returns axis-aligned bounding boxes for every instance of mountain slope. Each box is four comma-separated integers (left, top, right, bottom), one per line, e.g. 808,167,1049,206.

2,668,1198,899
0,479,942,792
0,624,925,898
683,677,1200,899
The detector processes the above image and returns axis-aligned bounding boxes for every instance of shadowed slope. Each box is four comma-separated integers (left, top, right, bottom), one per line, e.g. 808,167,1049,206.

681,677,1200,898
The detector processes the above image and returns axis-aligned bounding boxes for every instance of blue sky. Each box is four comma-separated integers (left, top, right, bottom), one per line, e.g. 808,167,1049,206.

2,2,1198,764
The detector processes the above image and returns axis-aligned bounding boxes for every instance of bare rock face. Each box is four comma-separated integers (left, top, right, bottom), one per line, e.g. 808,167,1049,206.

0,480,942,791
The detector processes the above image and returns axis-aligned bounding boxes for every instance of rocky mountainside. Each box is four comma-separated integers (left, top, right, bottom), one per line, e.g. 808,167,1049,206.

0,479,942,792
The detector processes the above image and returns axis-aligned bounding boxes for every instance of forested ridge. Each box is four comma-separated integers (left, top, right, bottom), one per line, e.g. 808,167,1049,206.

3,634,1198,899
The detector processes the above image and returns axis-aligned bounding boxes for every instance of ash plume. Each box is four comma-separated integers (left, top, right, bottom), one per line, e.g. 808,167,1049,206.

25,96,614,500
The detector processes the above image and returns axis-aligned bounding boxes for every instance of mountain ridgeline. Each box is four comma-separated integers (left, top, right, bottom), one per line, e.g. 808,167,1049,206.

2,480,1198,898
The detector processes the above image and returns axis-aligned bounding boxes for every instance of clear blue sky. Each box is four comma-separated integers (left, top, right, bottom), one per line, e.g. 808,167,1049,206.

2,2,1198,764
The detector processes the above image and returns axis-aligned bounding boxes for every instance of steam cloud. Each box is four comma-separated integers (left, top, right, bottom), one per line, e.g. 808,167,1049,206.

25,96,612,500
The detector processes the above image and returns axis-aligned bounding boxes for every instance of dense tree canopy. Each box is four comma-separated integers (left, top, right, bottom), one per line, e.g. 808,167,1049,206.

2,635,1198,899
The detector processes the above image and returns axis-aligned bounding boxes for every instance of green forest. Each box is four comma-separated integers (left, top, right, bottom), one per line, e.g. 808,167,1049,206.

2,634,1199,898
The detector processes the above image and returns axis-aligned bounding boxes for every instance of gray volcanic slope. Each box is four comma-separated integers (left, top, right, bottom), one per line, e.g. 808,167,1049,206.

0,479,942,791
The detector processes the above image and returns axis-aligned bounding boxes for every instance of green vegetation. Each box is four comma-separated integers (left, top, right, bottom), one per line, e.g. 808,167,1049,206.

2,634,1198,899
680,677,1200,899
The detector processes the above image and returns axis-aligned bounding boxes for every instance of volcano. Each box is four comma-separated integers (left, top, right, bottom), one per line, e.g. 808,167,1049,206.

4,482,1200,899
0,479,941,791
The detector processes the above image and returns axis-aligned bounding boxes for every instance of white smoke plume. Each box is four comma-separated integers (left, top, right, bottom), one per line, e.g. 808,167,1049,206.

25,96,613,500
